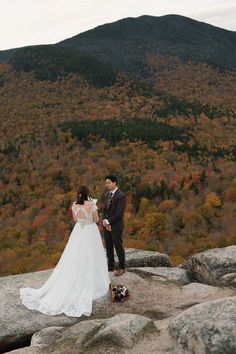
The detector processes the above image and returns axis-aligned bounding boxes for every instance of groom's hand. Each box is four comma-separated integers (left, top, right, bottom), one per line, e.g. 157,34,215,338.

102,219,112,231
105,224,112,232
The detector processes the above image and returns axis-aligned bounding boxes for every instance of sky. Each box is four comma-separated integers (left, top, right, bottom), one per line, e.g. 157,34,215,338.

0,0,235,51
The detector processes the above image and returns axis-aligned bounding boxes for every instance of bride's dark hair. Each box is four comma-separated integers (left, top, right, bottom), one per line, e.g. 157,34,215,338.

76,185,89,205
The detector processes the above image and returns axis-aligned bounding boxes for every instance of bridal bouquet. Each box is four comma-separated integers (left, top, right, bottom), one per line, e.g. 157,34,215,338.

109,283,129,302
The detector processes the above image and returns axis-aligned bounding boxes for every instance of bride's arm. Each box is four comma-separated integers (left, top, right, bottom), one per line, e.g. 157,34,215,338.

92,210,100,223
71,203,77,222
90,198,99,223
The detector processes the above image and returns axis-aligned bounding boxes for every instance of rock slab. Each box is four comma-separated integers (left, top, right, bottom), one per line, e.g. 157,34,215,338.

169,296,236,354
182,245,236,285
129,266,190,285
8,314,154,353
116,248,172,268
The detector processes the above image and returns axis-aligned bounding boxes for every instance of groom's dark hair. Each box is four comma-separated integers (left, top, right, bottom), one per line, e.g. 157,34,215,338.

105,175,118,184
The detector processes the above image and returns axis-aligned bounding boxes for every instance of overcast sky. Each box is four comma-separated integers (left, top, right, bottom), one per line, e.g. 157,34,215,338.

0,0,235,50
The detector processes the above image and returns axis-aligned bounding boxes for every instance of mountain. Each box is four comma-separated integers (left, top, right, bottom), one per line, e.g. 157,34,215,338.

58,14,236,71
0,47,19,62
8,45,118,87
0,14,235,73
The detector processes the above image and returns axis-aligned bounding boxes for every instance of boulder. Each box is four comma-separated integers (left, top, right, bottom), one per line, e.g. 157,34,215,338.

65,319,104,347
182,245,236,285
152,318,177,354
176,282,234,310
83,313,153,349
169,296,236,354
219,273,236,287
128,267,190,285
30,326,65,348
8,314,154,353
116,248,172,268
6,348,41,353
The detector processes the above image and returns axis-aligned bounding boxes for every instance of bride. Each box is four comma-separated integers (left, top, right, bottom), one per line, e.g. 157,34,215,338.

20,186,110,317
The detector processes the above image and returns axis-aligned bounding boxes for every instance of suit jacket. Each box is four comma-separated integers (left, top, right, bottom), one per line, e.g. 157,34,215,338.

103,189,126,232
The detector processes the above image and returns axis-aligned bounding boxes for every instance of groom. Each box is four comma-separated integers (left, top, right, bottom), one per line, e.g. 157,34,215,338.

103,175,126,276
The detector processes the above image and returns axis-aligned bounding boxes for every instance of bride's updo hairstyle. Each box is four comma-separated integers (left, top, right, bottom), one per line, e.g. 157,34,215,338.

76,185,89,205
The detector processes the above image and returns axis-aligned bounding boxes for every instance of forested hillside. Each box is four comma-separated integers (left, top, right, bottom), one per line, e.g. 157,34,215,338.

0,15,235,276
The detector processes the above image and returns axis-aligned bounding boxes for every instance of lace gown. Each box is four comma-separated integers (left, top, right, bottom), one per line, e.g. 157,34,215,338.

20,200,110,317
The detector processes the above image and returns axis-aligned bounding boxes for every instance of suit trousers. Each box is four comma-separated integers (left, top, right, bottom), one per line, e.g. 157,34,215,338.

104,229,125,270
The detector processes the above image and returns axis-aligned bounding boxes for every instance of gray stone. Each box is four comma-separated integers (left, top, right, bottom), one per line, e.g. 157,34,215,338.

6,348,41,353
65,319,104,347
169,296,236,354
182,245,236,285
152,318,177,354
30,326,64,347
115,248,172,268
84,313,153,348
219,273,236,287
10,315,153,353
129,267,190,285
27,320,104,350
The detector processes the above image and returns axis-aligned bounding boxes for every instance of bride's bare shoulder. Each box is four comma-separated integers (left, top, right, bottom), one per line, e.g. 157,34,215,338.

84,200,93,207
84,200,96,211
72,202,82,210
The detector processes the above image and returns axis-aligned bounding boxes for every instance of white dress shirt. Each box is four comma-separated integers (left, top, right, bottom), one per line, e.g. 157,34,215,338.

103,188,118,226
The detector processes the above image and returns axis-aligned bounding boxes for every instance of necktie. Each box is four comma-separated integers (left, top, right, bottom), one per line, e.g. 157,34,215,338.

108,192,113,206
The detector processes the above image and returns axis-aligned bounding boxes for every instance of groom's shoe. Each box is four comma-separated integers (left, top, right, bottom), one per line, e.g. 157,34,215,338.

114,269,125,276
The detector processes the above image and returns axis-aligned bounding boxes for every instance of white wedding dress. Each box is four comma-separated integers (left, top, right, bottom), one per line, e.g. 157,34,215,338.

20,200,110,317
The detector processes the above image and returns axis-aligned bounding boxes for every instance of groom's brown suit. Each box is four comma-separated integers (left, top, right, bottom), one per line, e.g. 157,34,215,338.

103,189,126,270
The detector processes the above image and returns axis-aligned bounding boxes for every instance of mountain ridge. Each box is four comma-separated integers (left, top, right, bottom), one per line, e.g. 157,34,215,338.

61,14,236,41
0,14,235,71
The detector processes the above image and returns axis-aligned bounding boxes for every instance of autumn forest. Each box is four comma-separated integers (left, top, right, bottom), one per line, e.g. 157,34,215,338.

0,15,236,276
